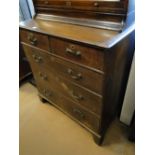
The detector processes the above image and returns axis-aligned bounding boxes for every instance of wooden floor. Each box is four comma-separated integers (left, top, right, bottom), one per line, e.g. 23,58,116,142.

19,83,135,155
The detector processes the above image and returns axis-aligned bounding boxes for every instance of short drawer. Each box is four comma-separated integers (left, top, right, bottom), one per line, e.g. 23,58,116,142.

37,82,101,133
20,29,49,51
50,37,104,71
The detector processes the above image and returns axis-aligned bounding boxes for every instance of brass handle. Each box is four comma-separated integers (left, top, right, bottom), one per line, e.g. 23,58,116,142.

73,108,85,120
32,54,42,63
70,91,84,101
39,72,48,80
32,54,37,60
27,33,37,45
36,56,42,63
66,1,71,6
67,69,82,80
29,39,37,45
94,2,99,7
43,89,51,97
65,48,81,57
44,0,49,4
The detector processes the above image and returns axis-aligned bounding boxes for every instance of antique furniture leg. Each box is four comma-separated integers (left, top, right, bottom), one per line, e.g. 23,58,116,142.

39,95,47,103
93,135,103,145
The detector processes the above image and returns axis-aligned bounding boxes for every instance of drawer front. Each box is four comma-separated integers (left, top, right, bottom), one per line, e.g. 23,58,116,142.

37,81,100,133
22,44,103,116
20,29,49,51
50,37,104,71
34,0,125,13
49,56,104,95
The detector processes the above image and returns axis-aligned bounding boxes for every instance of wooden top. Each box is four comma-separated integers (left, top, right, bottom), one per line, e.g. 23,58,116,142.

19,18,120,48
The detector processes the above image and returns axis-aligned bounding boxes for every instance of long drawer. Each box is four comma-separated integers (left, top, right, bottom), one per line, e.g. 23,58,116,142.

34,0,126,14
37,81,100,132
22,44,104,95
49,56,104,95
23,44,103,116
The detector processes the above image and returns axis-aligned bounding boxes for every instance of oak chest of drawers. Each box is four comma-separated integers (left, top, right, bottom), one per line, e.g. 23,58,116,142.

20,0,134,145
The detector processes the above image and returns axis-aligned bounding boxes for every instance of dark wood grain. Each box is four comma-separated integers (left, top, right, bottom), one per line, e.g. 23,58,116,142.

50,37,105,71
20,29,50,51
22,43,104,94
19,20,119,48
38,83,101,132
33,0,128,31
22,43,103,116
49,55,104,95
33,0,128,15
36,8,124,23
98,29,135,137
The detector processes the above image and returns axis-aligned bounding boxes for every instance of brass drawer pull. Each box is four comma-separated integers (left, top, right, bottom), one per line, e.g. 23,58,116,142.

43,89,52,97
39,72,48,80
27,33,37,45
66,1,72,6
36,56,42,63
73,108,85,120
70,91,84,101
94,2,99,7
67,69,82,80
65,48,81,57
44,0,49,4
32,54,43,63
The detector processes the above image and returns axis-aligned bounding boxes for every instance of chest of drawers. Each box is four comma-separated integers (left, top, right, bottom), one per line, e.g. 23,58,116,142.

20,0,134,145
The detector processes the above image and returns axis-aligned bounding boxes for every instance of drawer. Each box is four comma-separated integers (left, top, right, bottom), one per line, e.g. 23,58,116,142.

34,0,125,13
37,81,100,133
50,37,104,71
50,56,104,95
20,29,49,51
22,44,103,116
22,44,104,94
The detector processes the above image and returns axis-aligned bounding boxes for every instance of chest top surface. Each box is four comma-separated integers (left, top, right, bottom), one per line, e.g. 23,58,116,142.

19,19,119,48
